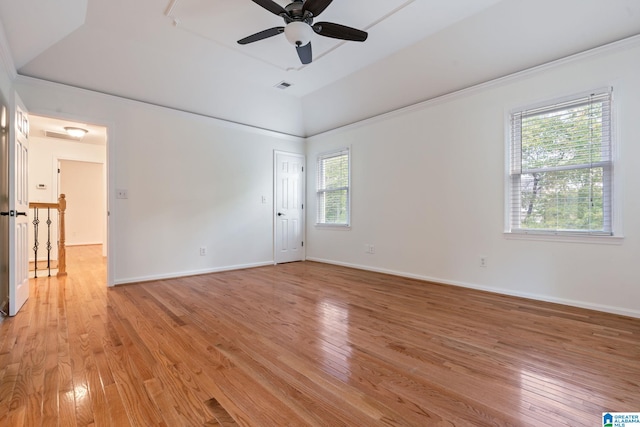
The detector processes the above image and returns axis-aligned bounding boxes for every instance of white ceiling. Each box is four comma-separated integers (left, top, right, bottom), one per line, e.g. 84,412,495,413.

1,0,639,137
29,115,107,147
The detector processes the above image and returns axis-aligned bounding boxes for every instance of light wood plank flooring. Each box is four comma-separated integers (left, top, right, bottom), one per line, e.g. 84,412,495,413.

1,245,639,426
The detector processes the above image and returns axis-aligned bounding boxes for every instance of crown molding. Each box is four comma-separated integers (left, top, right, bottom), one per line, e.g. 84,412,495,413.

308,34,640,139
15,74,306,142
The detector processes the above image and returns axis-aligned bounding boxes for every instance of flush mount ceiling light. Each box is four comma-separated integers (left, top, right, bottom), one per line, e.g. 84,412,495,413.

64,126,88,138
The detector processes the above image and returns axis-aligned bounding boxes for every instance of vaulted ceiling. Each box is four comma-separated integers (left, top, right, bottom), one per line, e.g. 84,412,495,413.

1,0,639,137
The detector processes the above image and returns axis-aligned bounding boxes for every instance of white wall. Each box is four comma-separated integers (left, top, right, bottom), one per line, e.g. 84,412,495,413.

60,160,104,246
306,39,640,318
29,135,106,203
15,77,305,285
10,26,638,316
28,134,107,259
0,21,14,97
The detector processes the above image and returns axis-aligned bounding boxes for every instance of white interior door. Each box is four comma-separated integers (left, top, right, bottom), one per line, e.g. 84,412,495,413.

0,97,9,315
9,102,29,316
274,151,305,264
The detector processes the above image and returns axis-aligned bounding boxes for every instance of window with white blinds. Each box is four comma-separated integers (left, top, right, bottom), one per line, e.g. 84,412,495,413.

508,89,613,235
316,148,350,226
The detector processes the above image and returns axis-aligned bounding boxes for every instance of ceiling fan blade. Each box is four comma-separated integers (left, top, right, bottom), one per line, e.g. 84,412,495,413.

302,0,333,17
237,27,284,45
251,0,287,16
313,22,368,42
296,42,312,64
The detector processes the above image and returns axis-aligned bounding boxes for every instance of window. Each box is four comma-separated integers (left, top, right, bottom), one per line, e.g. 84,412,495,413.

508,89,613,236
316,148,350,226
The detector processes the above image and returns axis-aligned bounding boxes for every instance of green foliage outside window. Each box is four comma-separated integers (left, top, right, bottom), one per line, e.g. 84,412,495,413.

317,150,349,225
511,92,612,234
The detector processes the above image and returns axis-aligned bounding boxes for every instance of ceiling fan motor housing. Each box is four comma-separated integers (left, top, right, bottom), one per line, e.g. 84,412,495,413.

284,1,314,25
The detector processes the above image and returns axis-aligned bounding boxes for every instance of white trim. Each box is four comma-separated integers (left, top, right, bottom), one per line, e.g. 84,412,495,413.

112,261,275,286
273,150,306,264
308,35,640,139
314,223,351,230
305,257,640,319
12,35,640,140
505,88,616,237
15,75,306,141
315,146,351,227
508,86,612,116
27,107,116,287
503,232,623,245
66,241,103,247
609,81,623,238
164,0,180,17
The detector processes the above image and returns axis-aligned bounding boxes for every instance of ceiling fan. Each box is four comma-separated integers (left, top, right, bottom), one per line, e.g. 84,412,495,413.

237,0,368,65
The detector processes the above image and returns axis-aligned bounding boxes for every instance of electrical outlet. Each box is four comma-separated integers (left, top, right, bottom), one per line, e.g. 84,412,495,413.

369,245,375,254
116,189,128,199
200,247,207,256
480,256,488,267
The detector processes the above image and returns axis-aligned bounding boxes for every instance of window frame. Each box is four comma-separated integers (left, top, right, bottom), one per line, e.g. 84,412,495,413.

505,88,622,243
315,147,351,228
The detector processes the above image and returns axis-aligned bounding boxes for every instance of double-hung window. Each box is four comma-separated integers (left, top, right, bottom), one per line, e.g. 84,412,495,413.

316,148,350,226
508,89,613,236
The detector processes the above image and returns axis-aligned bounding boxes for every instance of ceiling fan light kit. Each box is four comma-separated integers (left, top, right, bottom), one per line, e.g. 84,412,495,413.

238,0,368,65
284,21,312,47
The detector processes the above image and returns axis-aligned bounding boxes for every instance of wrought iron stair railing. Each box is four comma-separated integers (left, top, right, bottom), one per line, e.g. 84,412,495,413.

28,194,67,278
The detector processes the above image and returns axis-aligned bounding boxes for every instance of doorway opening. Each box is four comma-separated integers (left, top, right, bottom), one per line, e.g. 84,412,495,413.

28,114,108,284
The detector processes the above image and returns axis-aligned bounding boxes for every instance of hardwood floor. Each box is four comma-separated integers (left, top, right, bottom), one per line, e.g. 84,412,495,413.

1,245,639,426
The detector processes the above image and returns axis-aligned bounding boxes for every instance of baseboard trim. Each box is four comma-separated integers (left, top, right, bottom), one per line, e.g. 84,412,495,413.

113,261,275,286
67,242,103,247
305,257,640,319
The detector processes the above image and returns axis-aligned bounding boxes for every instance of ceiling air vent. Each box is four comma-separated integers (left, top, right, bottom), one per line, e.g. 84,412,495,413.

44,130,83,141
275,81,293,90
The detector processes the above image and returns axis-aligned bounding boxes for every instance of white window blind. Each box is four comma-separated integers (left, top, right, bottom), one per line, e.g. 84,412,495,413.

316,148,350,226
509,89,613,235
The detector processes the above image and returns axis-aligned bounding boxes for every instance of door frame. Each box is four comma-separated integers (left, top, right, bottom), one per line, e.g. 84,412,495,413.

273,150,306,264
56,158,107,251
29,109,114,287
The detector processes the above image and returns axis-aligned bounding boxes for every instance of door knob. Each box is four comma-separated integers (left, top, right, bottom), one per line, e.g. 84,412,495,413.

16,211,27,217
277,212,286,217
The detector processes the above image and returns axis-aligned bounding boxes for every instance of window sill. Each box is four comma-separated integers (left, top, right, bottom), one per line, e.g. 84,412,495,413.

315,223,351,230
504,231,624,245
